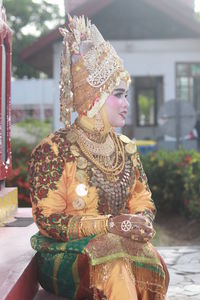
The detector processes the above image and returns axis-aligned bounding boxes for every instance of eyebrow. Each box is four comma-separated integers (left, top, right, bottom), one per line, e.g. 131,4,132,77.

113,88,127,93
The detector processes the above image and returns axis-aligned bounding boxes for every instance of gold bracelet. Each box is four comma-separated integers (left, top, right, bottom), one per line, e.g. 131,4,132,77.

79,215,112,236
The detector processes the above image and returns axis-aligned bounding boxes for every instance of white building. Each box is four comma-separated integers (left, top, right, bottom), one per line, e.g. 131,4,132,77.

11,79,54,123
20,0,200,149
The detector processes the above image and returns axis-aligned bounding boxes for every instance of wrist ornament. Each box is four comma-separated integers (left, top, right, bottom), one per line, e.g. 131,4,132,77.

80,215,112,237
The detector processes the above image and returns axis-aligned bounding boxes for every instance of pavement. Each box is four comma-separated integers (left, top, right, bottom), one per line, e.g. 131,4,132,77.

158,246,200,300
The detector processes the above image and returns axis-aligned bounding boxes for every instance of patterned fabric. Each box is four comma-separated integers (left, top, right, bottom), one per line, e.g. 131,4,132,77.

29,129,168,299
31,232,102,299
128,152,156,222
29,128,74,205
31,232,169,299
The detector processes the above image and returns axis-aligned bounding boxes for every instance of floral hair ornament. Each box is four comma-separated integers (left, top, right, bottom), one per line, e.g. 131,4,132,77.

59,15,131,128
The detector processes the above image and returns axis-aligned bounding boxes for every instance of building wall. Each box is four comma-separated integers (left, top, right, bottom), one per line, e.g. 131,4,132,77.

11,79,54,105
52,39,200,143
11,79,54,123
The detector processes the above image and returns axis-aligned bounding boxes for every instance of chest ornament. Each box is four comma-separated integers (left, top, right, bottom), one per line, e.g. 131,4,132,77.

72,198,86,210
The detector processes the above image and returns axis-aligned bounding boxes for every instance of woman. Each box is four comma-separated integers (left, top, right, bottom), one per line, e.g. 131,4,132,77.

29,15,169,300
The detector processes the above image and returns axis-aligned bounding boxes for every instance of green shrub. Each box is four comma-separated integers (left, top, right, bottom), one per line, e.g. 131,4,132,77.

6,138,33,206
141,149,200,218
6,119,53,206
17,119,52,143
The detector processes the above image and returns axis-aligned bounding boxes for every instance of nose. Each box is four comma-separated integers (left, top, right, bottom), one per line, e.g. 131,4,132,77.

123,96,129,109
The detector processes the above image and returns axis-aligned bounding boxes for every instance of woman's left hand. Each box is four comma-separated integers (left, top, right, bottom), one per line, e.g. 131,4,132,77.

129,214,155,243
108,213,155,243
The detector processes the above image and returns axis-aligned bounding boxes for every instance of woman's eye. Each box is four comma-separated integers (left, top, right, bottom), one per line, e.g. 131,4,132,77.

114,93,123,98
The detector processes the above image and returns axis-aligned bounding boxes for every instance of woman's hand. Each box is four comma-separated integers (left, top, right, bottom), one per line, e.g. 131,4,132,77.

107,214,155,243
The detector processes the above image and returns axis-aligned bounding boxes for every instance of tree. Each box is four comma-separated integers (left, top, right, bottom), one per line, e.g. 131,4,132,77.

3,0,64,78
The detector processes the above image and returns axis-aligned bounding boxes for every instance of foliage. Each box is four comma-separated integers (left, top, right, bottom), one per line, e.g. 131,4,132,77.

6,119,53,206
138,91,154,124
141,149,200,218
6,138,33,206
195,12,200,22
4,0,63,78
17,118,53,143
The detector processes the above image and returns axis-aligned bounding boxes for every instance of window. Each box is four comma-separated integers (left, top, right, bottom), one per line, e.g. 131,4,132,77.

176,63,200,116
134,77,162,127
136,88,156,126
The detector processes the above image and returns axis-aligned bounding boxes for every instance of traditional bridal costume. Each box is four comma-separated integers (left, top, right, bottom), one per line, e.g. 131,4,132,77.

29,15,169,300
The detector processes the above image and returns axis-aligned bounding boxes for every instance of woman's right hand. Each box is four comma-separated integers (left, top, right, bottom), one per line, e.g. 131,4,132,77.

107,214,155,243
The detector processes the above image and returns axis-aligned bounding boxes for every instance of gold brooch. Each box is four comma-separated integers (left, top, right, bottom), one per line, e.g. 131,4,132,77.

119,135,130,144
125,142,137,154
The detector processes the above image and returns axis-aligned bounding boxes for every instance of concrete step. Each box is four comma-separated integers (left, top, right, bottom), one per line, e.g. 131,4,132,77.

0,208,38,300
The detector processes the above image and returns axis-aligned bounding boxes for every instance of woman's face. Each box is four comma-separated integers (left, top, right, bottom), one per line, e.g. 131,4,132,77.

105,81,129,127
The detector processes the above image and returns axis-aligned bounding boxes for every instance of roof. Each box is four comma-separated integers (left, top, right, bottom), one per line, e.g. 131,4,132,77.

20,0,200,76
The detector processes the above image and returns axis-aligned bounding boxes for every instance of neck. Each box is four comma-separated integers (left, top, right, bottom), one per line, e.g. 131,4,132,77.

75,119,109,143
75,108,112,143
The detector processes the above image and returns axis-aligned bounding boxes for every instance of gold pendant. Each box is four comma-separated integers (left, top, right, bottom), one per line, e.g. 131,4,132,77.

119,135,130,144
125,142,137,154
70,145,80,157
76,170,87,182
72,197,85,210
66,130,78,144
77,156,88,169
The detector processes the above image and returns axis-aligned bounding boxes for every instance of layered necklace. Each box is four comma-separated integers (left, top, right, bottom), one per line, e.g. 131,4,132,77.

71,123,135,215
74,125,125,181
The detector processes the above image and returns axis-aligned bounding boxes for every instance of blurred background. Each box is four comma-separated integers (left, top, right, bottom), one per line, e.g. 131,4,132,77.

2,0,200,246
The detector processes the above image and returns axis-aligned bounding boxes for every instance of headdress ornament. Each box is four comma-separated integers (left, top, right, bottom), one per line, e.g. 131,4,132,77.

59,15,131,128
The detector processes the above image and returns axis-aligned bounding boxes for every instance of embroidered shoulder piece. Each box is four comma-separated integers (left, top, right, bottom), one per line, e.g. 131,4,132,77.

130,148,151,193
132,151,156,222
28,128,74,205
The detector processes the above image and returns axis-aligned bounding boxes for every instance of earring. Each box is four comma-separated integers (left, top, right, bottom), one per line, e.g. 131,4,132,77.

94,113,104,132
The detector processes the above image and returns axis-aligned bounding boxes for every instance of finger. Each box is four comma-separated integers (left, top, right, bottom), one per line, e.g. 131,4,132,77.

132,226,154,239
132,223,153,235
130,234,147,243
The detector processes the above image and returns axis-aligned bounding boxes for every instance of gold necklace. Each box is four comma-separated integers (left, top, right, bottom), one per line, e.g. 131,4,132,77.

76,127,115,157
75,129,125,179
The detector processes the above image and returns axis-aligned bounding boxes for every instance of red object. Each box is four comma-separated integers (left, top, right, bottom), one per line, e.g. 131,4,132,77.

185,155,192,165
0,6,12,181
5,255,39,300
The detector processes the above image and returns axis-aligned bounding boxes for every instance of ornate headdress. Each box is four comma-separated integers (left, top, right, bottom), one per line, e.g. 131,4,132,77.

59,15,131,128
